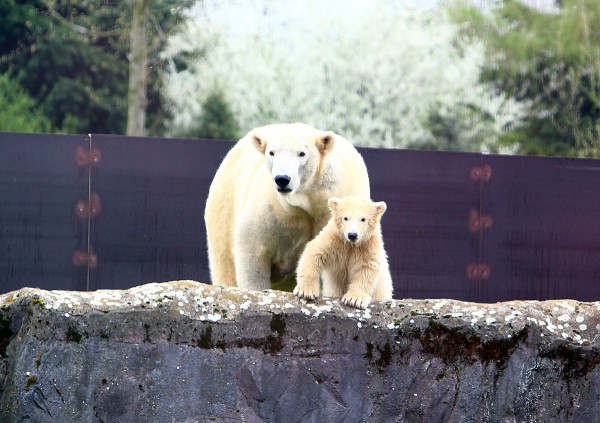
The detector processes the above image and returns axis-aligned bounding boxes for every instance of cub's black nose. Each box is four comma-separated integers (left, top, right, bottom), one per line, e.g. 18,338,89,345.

274,175,291,188
347,232,358,242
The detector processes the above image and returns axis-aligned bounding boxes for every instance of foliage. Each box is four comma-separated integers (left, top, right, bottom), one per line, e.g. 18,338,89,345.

162,0,526,151
451,0,600,157
181,90,239,140
0,0,193,135
1,1,126,133
0,73,51,133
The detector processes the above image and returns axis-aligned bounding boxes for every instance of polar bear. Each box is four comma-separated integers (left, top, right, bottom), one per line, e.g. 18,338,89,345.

293,196,393,309
204,123,370,290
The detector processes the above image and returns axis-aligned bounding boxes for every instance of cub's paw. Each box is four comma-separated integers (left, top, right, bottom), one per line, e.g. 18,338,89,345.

293,284,319,301
341,293,371,310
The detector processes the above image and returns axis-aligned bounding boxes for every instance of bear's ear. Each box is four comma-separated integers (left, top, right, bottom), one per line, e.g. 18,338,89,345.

328,197,340,211
373,201,387,217
316,131,335,154
251,131,266,154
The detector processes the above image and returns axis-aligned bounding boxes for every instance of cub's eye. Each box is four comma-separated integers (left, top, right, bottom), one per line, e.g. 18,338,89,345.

343,217,348,221
298,151,306,157
361,217,366,222
269,151,274,156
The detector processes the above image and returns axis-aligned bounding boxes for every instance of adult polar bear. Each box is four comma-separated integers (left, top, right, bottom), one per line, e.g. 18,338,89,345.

205,123,370,290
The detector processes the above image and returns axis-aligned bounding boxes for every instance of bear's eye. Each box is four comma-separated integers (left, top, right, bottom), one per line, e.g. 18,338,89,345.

298,151,306,157
269,151,274,156
361,217,366,222
343,217,348,221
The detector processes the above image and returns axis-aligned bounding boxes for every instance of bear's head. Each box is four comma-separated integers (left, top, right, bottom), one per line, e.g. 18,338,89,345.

251,123,335,195
328,196,387,245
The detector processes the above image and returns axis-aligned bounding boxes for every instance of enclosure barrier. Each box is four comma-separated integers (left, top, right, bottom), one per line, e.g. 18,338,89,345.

1,132,599,302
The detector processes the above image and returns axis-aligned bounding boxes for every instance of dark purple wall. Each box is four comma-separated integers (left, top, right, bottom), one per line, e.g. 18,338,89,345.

1,132,599,302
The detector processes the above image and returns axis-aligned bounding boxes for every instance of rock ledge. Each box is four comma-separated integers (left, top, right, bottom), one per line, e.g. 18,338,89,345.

1,281,599,422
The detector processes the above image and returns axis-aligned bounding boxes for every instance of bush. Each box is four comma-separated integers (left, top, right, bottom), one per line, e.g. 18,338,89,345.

0,73,51,133
181,90,239,141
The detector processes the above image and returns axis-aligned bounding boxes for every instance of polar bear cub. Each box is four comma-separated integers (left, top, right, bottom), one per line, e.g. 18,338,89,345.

294,196,393,309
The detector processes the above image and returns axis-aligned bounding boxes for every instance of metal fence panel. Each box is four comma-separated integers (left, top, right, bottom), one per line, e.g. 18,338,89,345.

87,134,229,290
1,132,600,302
0,132,89,292
478,154,600,302
361,148,481,301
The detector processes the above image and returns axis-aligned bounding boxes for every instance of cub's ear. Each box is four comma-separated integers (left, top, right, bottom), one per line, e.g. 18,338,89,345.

373,201,387,217
251,131,266,154
316,131,335,154
328,197,340,211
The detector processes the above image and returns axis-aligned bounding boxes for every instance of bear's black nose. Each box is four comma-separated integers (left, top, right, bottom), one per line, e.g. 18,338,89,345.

347,232,358,242
274,175,291,188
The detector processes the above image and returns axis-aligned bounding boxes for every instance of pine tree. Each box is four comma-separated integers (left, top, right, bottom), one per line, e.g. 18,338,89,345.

183,91,239,141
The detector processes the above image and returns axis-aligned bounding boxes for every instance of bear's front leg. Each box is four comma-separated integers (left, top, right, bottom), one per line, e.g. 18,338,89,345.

293,271,320,301
342,266,377,309
234,246,272,291
233,213,276,290
293,245,323,301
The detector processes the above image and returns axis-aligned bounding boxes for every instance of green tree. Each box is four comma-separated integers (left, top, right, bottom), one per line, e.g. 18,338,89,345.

1,1,128,133
0,0,193,135
451,0,600,156
181,90,239,141
417,102,497,152
0,73,51,132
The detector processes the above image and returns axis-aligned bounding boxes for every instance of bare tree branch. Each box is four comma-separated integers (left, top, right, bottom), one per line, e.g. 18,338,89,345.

43,0,124,38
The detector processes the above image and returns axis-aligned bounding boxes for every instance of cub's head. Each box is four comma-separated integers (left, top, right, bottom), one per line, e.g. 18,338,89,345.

250,123,335,195
328,196,387,244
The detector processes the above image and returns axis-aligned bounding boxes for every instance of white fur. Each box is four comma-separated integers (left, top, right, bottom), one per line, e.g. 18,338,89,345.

204,123,370,289
294,196,393,309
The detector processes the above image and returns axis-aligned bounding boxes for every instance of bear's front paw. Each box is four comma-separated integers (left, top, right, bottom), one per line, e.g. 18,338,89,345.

293,284,319,301
341,292,371,310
